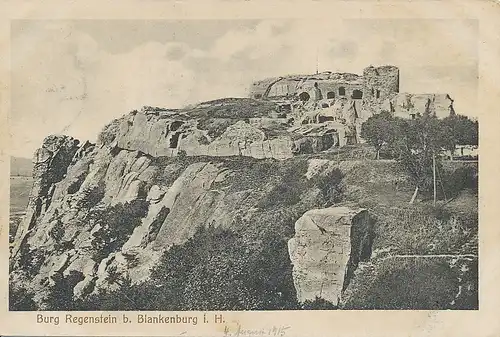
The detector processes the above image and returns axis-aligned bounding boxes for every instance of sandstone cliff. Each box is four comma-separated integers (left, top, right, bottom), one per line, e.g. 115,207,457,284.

10,131,354,308
9,99,478,310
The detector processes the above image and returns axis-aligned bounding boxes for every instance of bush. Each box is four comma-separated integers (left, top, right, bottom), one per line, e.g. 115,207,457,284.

76,224,299,311
372,205,477,255
309,167,344,206
342,257,477,310
44,271,84,311
9,284,37,311
17,244,46,277
442,165,478,198
302,297,337,310
97,118,121,146
78,182,106,209
90,199,149,262
197,118,235,139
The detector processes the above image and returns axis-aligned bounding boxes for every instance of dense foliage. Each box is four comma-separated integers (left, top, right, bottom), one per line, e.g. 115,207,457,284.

441,114,479,151
89,199,150,262
361,112,478,202
62,225,302,311
9,283,37,311
360,111,399,159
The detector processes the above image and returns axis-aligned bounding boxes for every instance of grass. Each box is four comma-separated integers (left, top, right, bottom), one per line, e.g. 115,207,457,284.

183,98,279,120
341,256,478,310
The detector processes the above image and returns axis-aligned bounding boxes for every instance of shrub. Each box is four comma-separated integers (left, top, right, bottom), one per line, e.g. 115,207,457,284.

17,244,46,278
341,257,477,310
302,297,337,310
372,205,477,255
442,165,478,198
44,271,84,311
76,224,299,311
256,160,309,209
97,118,121,146
9,283,37,311
78,182,106,209
90,199,149,262
196,118,234,139
309,167,344,206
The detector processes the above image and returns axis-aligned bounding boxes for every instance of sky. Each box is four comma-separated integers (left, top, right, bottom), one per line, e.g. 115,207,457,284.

10,19,478,158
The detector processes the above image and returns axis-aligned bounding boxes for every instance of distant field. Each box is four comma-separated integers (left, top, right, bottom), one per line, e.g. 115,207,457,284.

10,176,33,242
10,176,33,214
11,156,33,177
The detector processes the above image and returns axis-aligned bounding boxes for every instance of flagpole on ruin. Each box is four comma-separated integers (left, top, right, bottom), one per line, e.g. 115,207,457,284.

316,47,319,75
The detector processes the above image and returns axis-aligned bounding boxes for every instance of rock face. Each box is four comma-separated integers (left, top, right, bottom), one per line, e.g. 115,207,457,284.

390,93,455,119
113,107,338,160
11,135,82,259
249,67,398,102
13,130,342,305
288,207,373,306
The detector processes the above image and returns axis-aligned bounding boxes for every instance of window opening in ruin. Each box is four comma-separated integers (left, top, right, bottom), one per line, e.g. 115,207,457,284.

352,89,363,99
376,89,381,98
321,103,330,108
169,132,181,148
298,92,310,102
169,121,184,132
339,87,346,96
318,116,335,123
326,91,335,99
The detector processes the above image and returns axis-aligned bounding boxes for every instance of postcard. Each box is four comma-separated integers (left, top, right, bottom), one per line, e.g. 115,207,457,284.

1,1,499,336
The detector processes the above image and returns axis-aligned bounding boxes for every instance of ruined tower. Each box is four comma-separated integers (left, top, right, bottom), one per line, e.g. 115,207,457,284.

362,65,400,101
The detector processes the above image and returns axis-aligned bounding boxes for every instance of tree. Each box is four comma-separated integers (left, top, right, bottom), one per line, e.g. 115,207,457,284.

441,115,478,156
360,111,399,159
394,114,448,203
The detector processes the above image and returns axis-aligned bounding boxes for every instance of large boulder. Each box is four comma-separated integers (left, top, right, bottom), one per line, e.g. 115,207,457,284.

288,207,373,306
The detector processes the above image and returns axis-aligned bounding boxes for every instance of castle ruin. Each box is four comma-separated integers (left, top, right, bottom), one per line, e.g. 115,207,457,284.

249,65,455,124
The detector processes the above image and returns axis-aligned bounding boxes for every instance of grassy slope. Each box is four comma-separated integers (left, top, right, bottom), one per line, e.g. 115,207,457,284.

10,140,478,310
333,155,478,309
145,153,478,310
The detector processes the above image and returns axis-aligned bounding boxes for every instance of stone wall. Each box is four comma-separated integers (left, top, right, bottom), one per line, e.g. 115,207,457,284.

250,72,364,100
362,65,400,101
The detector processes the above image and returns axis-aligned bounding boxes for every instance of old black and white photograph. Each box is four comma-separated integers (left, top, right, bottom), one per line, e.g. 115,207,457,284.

8,18,479,312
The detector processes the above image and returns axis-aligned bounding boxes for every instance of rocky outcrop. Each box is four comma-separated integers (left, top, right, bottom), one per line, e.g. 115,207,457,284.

288,207,373,306
390,93,455,119
113,107,338,160
11,135,81,260
10,136,293,300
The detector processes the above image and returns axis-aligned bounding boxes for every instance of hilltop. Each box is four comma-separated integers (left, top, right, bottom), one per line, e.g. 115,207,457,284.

9,95,478,310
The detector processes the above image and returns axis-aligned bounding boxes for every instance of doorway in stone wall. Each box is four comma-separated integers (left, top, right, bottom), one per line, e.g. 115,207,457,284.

352,89,363,99
298,92,310,102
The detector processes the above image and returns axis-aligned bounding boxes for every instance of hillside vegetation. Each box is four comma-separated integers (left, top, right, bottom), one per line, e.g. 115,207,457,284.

9,99,478,311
